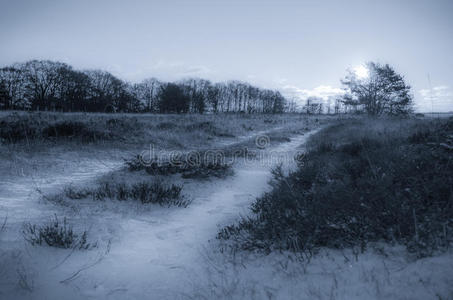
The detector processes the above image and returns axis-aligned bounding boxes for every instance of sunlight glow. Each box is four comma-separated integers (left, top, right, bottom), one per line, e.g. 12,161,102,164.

353,65,369,79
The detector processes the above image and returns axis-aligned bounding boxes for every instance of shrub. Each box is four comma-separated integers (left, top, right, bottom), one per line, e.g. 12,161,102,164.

23,215,93,249
219,119,453,257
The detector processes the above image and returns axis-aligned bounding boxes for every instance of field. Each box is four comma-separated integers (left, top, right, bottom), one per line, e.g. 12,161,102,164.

0,112,452,299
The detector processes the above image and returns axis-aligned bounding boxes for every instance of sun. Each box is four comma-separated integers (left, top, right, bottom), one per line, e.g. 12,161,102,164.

353,65,369,79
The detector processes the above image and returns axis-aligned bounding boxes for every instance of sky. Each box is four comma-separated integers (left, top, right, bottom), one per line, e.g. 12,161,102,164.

0,0,452,112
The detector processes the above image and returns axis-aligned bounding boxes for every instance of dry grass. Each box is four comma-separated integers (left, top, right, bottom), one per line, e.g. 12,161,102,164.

0,111,315,150
186,244,453,300
219,116,453,257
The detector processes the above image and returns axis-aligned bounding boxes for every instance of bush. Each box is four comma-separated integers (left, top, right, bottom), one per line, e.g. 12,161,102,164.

23,215,93,249
219,119,453,257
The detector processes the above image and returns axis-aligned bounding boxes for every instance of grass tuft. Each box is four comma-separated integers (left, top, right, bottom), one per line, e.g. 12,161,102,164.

64,180,188,207
23,215,93,249
125,153,233,179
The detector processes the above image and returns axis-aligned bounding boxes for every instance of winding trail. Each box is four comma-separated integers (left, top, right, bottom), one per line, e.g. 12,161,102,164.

0,128,319,300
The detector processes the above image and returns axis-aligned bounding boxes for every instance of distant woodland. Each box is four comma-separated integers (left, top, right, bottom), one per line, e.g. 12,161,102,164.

0,60,286,113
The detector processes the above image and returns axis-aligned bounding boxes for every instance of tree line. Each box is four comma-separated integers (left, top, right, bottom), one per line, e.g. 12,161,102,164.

0,60,286,113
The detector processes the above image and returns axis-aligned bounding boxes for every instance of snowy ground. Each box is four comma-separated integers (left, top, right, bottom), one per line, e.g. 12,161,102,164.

1,128,452,300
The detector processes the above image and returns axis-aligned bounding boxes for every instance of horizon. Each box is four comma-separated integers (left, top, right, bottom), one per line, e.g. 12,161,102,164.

1,0,453,112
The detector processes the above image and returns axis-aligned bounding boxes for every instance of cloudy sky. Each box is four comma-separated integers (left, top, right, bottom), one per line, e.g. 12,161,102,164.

1,0,452,111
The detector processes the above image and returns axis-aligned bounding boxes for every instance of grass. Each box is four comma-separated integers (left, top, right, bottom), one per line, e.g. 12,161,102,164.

0,111,314,149
0,113,118,144
0,111,325,180
187,244,453,300
63,179,188,206
219,117,453,258
125,152,233,179
22,215,93,249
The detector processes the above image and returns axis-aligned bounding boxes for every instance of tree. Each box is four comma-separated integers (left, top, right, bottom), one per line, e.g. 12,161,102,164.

305,96,323,114
341,62,413,116
57,66,91,111
0,66,27,109
157,83,190,113
22,60,69,110
84,70,126,112
0,80,8,109
134,78,161,112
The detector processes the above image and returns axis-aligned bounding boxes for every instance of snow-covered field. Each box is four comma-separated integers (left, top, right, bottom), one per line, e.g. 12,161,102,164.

1,125,452,300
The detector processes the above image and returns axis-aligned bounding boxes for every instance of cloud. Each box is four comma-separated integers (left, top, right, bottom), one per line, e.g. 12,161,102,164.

281,85,345,101
118,60,213,82
419,85,452,98
419,85,453,112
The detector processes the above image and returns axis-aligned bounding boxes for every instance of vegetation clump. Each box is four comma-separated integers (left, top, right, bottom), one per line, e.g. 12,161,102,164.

42,120,111,141
0,118,40,143
23,215,93,249
64,180,188,207
219,118,453,258
125,152,233,179
184,121,235,137
0,114,116,143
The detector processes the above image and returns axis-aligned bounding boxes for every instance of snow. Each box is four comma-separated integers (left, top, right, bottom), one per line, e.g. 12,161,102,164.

1,128,452,300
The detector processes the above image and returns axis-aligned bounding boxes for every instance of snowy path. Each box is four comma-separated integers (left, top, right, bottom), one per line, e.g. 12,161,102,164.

0,157,123,226
70,131,318,299
0,129,319,299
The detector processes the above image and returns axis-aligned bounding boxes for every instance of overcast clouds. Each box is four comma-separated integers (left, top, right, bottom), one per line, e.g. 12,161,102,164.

1,0,452,111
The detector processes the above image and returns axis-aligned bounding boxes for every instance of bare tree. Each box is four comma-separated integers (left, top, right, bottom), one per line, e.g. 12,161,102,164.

0,65,27,109
22,60,69,110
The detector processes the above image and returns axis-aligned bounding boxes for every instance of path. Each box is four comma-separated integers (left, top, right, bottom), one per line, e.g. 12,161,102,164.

0,128,319,300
